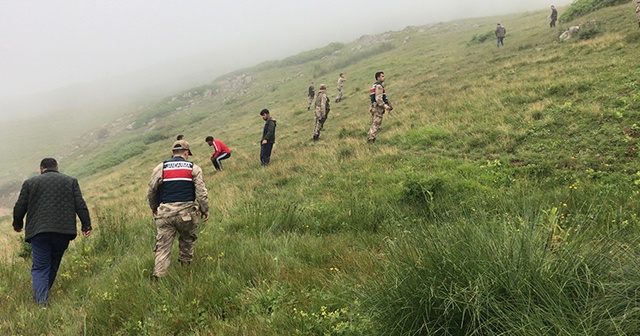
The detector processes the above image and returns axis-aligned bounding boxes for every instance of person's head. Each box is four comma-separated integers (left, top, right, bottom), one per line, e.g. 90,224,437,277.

310,81,314,85
176,134,184,140
497,23,501,26
40,158,58,174
171,140,192,158
375,71,385,82
551,5,555,9
319,84,327,90
339,73,344,77
260,108,270,120
205,136,214,146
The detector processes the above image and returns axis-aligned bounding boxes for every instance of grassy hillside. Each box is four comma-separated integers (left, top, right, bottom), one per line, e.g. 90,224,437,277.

2,3,640,335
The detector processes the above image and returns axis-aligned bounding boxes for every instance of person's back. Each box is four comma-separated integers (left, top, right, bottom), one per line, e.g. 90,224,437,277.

14,170,90,241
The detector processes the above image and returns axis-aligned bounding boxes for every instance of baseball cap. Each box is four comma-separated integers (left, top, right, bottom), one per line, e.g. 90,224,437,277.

172,140,193,156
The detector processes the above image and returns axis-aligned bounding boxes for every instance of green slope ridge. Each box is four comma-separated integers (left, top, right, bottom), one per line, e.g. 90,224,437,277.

2,3,640,335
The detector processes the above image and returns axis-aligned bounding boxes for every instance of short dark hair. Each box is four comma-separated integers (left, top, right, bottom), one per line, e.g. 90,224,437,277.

205,136,214,142
176,134,184,140
40,158,58,171
260,109,270,116
375,71,384,80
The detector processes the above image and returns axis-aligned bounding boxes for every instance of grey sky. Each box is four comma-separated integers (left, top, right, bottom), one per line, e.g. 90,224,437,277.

0,0,572,102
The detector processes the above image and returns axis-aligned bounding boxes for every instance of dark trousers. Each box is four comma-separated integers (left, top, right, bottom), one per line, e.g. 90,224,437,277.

211,152,231,170
30,232,72,305
260,143,274,166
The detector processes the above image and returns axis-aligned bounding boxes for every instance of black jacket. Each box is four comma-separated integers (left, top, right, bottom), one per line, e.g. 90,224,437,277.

262,117,277,144
13,170,91,242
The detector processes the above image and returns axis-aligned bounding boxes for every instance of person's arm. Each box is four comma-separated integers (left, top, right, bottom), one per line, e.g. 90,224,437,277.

211,141,220,159
264,120,276,142
147,164,163,216
12,180,29,232
375,85,389,110
192,166,209,221
320,94,327,112
72,178,92,237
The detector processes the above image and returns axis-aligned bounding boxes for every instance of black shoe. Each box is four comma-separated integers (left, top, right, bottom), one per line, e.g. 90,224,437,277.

367,138,375,143
313,135,319,141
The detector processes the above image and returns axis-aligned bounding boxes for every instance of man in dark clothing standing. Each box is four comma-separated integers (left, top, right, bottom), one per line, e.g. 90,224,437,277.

13,158,92,306
260,108,277,166
550,6,558,28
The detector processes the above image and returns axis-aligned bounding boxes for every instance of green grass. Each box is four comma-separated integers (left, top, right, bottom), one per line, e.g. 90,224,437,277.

2,2,640,335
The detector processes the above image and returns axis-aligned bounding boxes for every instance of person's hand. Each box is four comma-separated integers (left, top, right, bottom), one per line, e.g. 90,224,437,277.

261,139,267,145
202,213,209,222
13,226,22,233
152,210,157,217
82,230,91,238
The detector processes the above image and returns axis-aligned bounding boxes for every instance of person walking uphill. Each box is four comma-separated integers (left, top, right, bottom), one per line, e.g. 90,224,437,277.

336,73,346,103
495,23,506,47
205,136,231,171
12,158,92,307
550,5,558,28
307,82,315,111
147,140,209,279
367,71,392,143
259,109,277,166
313,84,330,141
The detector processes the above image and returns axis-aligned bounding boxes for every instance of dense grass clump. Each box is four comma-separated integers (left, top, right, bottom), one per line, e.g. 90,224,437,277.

361,212,640,335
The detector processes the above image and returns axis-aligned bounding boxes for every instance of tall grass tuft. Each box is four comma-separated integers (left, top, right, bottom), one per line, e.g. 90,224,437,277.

359,210,640,335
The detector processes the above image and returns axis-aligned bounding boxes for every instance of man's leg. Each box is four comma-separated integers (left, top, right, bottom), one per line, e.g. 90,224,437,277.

176,212,199,265
48,233,71,290
214,152,230,170
30,233,52,305
260,143,273,166
153,218,177,277
368,110,384,142
211,158,221,170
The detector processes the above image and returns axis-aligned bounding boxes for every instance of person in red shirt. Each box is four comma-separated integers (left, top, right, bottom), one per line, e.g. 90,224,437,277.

205,136,231,171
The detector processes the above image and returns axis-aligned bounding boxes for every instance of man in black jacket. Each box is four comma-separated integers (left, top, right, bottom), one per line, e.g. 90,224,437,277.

260,108,277,166
13,158,91,306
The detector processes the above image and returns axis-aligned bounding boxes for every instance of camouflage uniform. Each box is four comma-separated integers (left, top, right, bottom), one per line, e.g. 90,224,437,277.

636,1,640,28
367,80,390,142
313,85,330,140
336,74,346,102
307,83,315,111
147,141,209,278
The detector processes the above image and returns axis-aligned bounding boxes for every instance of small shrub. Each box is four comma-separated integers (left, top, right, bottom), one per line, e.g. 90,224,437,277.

560,0,627,22
468,31,493,45
577,21,601,40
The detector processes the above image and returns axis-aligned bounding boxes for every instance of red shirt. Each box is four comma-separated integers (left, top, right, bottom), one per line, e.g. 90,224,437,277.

211,139,230,159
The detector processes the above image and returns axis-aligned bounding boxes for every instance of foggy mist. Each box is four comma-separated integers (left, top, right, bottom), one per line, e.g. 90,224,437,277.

0,0,572,118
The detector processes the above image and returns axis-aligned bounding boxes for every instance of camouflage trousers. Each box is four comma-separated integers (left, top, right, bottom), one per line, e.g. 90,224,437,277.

336,87,343,102
367,105,385,141
314,107,329,137
307,95,314,110
153,206,200,277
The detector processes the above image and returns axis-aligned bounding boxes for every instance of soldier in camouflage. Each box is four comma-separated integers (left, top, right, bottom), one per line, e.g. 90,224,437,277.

313,84,330,141
307,82,315,111
147,140,209,279
367,71,392,143
336,73,346,103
